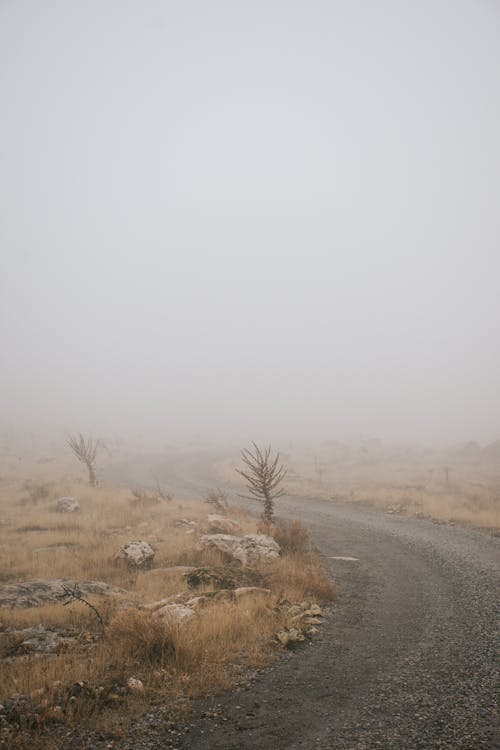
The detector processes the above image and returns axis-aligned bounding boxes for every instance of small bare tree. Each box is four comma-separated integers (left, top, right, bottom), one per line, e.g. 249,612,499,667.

236,442,287,523
67,433,98,487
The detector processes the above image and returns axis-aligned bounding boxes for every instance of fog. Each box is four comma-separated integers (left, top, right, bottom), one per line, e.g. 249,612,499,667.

1,1,499,448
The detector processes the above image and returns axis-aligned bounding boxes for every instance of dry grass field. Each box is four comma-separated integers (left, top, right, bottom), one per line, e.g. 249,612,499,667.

216,441,500,530
0,449,334,748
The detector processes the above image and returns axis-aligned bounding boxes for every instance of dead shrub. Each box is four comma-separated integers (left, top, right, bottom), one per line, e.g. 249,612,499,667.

107,609,173,666
262,519,311,553
170,598,278,690
129,484,173,508
20,481,52,505
266,552,335,604
205,488,229,512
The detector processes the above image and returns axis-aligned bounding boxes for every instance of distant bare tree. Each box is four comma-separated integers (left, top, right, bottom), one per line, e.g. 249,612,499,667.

67,433,98,487
236,442,287,523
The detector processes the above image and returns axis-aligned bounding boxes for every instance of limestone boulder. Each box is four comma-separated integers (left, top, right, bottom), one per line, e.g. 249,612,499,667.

126,677,144,693
154,603,194,624
200,533,280,567
114,541,155,568
206,514,242,534
0,578,125,608
55,497,80,513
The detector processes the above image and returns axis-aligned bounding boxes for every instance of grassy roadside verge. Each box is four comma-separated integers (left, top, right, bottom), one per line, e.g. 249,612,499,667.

0,457,335,749
216,451,500,531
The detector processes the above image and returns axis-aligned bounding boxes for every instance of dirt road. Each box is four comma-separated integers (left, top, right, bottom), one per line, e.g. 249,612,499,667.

104,454,499,749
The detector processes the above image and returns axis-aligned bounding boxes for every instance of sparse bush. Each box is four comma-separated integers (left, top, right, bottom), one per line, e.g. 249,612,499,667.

153,481,173,502
263,519,311,553
21,481,52,505
130,488,159,508
130,484,173,507
107,609,173,666
205,488,229,512
266,552,336,603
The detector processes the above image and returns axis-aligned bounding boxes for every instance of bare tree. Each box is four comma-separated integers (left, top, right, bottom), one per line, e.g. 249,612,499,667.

236,442,287,523
67,433,98,487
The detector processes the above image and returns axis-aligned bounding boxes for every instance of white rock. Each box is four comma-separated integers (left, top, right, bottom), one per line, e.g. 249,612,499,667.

174,518,197,528
200,533,280,567
276,627,305,647
207,514,242,534
114,541,155,568
154,603,194,624
55,497,80,513
127,677,144,693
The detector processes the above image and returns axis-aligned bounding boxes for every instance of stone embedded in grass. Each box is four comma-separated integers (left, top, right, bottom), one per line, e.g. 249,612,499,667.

185,566,236,589
276,627,305,647
154,603,195,624
114,540,155,568
174,518,197,529
304,616,323,625
234,586,272,600
0,578,125,608
142,566,196,578
1,626,90,658
206,514,242,534
55,497,80,513
304,604,324,617
126,677,144,693
200,533,280,567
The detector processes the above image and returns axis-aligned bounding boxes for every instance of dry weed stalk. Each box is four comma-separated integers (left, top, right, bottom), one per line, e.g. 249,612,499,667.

57,583,105,635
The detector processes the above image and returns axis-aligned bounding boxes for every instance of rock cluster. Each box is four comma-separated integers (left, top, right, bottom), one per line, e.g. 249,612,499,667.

276,602,326,647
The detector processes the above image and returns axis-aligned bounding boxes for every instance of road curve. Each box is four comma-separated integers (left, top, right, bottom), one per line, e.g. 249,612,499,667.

104,455,499,749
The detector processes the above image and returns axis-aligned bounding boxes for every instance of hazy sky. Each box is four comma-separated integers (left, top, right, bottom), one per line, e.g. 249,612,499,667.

1,0,499,446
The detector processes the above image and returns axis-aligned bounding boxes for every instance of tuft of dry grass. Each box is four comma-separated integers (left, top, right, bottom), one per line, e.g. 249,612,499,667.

266,552,336,604
261,519,312,554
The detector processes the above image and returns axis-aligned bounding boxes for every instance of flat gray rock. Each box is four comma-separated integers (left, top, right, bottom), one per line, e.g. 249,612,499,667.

0,578,126,608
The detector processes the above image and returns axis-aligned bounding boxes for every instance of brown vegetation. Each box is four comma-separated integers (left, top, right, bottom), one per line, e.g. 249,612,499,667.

0,453,334,748
217,445,500,530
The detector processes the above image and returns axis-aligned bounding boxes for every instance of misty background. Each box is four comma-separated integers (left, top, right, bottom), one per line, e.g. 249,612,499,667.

1,1,499,448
